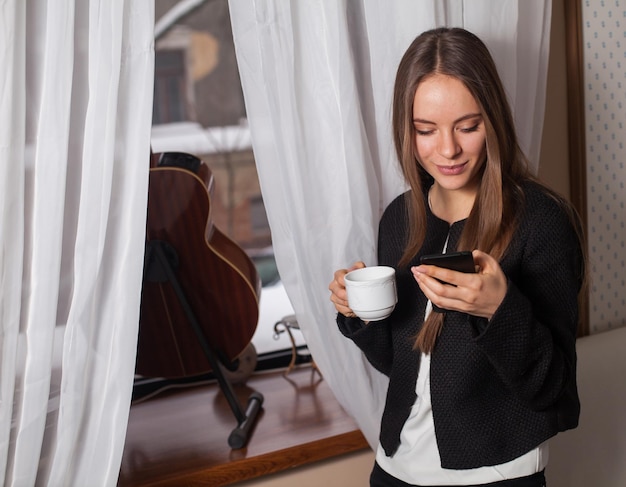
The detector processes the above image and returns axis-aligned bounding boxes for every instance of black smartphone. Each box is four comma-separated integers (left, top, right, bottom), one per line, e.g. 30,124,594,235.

419,251,475,312
419,251,475,274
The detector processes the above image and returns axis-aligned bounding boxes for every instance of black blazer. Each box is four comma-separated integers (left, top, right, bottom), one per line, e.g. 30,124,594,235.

338,181,583,469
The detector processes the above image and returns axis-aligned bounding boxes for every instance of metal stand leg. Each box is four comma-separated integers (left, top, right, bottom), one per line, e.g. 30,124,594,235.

145,240,264,449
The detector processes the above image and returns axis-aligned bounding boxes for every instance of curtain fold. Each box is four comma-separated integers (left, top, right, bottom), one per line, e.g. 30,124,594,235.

230,0,552,449
0,0,26,482
0,1,154,485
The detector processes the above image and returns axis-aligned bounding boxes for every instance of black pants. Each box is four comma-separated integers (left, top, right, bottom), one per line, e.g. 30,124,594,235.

370,462,546,487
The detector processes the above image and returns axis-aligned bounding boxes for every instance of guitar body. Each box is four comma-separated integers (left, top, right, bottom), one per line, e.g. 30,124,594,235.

137,153,261,379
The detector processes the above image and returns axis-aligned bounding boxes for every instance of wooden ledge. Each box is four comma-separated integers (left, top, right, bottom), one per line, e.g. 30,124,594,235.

118,367,369,486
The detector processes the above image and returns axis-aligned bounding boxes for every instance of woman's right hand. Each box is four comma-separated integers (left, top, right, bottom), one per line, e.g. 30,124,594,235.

328,261,366,317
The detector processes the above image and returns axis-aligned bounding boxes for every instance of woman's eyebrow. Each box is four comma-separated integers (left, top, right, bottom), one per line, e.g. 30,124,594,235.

412,113,483,124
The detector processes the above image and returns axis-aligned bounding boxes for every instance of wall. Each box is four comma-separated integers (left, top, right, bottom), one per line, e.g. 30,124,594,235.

579,0,626,332
539,0,571,200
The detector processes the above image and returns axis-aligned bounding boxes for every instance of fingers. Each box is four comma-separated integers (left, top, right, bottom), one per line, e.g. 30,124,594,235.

413,260,475,288
412,250,507,318
349,261,367,271
328,261,366,317
412,266,472,312
471,249,495,272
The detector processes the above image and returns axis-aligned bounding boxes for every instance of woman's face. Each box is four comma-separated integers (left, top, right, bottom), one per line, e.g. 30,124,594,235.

412,74,487,196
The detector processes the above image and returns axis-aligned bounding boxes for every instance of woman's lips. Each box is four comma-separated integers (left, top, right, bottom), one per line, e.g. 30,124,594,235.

437,161,467,176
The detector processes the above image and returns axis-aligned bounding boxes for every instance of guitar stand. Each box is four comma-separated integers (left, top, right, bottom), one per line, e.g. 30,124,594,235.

143,240,264,449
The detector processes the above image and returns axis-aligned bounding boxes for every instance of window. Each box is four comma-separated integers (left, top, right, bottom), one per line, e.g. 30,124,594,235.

153,49,189,125
152,2,271,252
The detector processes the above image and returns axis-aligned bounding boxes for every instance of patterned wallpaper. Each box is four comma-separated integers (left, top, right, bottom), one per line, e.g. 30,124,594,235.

582,0,626,332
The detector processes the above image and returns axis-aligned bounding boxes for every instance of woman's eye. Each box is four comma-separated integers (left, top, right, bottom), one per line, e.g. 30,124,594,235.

460,124,480,133
415,128,433,136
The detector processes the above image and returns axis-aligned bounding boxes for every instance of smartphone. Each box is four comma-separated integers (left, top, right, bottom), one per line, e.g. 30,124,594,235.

419,251,475,274
419,251,475,312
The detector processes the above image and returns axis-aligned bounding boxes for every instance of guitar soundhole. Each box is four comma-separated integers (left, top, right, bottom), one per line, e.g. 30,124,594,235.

158,152,201,173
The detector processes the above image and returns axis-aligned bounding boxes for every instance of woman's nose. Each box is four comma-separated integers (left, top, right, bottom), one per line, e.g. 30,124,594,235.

437,132,461,159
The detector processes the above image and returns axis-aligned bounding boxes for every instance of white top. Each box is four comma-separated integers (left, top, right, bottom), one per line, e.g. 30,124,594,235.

375,302,548,485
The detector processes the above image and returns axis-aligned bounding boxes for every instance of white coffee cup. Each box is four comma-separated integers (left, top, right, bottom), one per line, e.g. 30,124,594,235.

344,266,397,321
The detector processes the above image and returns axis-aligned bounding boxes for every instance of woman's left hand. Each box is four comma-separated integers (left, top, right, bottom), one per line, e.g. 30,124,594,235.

411,249,507,319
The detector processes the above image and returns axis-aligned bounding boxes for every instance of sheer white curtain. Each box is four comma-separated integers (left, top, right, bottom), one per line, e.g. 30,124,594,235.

0,1,154,485
229,0,552,449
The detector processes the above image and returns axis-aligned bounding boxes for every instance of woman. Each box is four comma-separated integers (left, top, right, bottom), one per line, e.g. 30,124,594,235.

328,27,586,487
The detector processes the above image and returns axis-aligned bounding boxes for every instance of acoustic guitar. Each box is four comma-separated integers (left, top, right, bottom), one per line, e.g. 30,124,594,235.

136,151,262,379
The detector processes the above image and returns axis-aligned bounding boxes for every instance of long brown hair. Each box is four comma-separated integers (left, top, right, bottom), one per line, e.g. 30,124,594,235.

391,28,564,352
